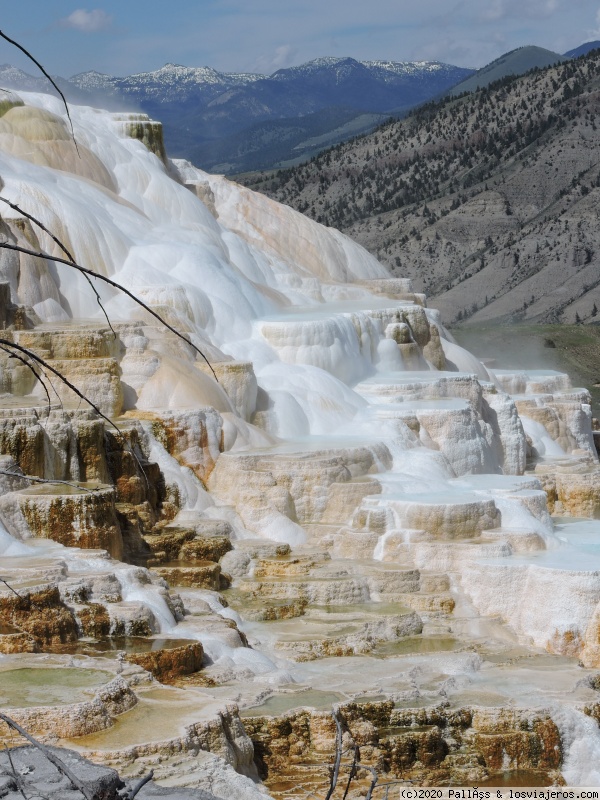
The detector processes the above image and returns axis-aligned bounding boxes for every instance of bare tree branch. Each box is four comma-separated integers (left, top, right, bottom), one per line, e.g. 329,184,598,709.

0,198,76,263
0,344,53,410
4,745,30,800
0,30,79,156
120,770,154,800
0,339,120,436
362,763,378,800
341,745,359,800
0,714,93,800
325,707,344,800
0,196,115,337
0,469,99,494
0,577,23,600
0,339,153,493
0,242,218,381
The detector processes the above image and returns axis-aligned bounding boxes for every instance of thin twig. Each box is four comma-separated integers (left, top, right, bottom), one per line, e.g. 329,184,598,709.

325,707,344,800
0,30,79,156
0,197,116,337
0,714,93,800
0,340,150,490
120,770,154,800
0,576,66,646
341,745,359,800
0,345,53,411
0,198,76,263
0,469,99,494
0,578,22,600
4,745,29,800
0,243,218,381
362,763,379,800
0,339,120,435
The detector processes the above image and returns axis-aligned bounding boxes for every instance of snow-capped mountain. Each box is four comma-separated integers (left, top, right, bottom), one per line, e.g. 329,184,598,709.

67,56,471,105
0,56,473,173
70,62,264,103
0,63,49,92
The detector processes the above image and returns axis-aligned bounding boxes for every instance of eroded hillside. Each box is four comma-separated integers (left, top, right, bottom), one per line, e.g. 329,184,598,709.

245,50,600,325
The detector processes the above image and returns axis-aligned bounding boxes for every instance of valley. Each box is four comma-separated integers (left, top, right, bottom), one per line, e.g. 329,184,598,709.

245,48,600,327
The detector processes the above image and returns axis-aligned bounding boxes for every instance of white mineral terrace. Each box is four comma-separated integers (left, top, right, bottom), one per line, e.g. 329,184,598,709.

1,91,600,793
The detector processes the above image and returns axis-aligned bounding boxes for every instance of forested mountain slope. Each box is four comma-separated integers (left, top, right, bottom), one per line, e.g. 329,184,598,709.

447,45,565,96
244,50,600,325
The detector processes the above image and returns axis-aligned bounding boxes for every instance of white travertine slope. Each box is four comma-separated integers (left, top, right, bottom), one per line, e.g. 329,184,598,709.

3,92,600,788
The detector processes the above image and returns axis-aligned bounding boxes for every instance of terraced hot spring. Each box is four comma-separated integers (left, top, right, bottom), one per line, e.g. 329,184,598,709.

69,686,219,749
478,771,555,787
373,636,462,657
240,690,347,717
310,602,413,615
0,667,112,707
51,637,198,656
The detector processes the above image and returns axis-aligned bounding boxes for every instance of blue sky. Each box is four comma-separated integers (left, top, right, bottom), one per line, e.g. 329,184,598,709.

1,1,599,77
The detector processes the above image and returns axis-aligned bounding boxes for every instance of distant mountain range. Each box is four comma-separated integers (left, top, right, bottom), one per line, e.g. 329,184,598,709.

564,40,600,58
0,57,474,173
0,41,597,174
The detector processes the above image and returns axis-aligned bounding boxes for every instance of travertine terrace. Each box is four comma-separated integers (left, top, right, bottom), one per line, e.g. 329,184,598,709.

1,91,600,796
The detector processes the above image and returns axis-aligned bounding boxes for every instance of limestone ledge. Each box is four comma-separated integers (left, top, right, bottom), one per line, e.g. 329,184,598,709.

244,700,564,789
0,583,78,647
76,703,259,784
126,408,224,485
0,676,137,740
125,642,204,683
273,611,422,661
535,462,600,518
208,442,391,540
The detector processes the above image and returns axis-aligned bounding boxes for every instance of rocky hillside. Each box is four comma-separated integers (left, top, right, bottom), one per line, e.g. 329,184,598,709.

244,49,600,326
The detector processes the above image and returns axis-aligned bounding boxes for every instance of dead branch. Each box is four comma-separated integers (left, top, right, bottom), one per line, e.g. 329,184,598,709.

0,344,53,410
0,338,121,435
0,197,75,263
0,196,115,336
4,745,30,800
0,577,37,635
0,714,93,800
341,744,359,800
0,242,218,381
0,469,99,493
362,763,378,800
119,770,154,800
372,780,410,798
0,30,79,156
0,576,68,649
325,707,344,800
0,577,23,600
1,336,155,496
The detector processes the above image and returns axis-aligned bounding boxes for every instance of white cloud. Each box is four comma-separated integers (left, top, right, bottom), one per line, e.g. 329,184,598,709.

251,44,299,74
478,0,564,23
58,9,113,33
480,0,507,22
589,6,600,38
